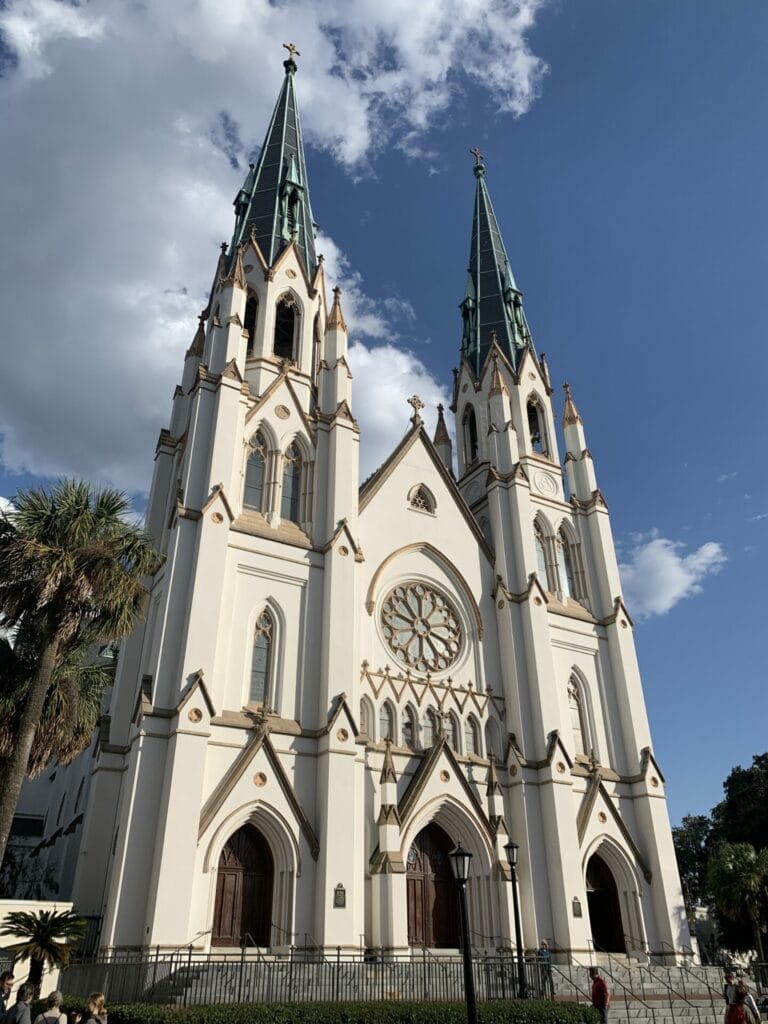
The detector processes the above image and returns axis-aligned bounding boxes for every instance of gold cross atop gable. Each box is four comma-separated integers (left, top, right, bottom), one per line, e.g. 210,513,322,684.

283,42,301,60
470,147,484,166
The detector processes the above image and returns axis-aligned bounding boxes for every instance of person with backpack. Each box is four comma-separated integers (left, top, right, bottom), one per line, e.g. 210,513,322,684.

32,992,66,1024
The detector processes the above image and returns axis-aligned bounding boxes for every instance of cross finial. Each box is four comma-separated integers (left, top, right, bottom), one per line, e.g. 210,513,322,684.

283,42,300,60
407,394,424,425
470,147,484,166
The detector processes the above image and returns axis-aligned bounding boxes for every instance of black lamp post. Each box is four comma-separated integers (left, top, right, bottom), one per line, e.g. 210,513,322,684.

504,839,528,999
449,842,478,1024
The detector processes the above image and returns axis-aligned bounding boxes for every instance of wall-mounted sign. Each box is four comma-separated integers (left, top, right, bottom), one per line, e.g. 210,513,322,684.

334,884,346,909
572,897,583,918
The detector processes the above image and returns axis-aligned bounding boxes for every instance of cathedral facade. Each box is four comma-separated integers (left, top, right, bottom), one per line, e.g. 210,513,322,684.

52,52,689,960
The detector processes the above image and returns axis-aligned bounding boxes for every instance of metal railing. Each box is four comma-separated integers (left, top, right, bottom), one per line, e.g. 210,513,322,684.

583,944,658,1024
60,950,549,1006
596,939,705,1024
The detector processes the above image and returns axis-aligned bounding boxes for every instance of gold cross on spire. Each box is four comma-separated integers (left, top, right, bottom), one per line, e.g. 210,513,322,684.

283,42,301,61
470,147,484,166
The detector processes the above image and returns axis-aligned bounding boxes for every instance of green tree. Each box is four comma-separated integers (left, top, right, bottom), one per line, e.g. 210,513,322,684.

706,841,768,960
0,908,85,993
711,754,768,852
0,481,162,867
672,814,713,907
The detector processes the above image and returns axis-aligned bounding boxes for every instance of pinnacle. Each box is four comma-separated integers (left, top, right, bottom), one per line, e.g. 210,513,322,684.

562,382,583,427
325,285,348,333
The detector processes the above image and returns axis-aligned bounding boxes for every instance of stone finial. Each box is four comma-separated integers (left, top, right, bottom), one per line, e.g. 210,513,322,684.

562,382,583,427
407,395,424,426
489,350,508,397
433,403,451,446
325,285,348,333
486,753,502,797
470,146,485,178
380,739,397,784
186,314,205,359
223,242,247,291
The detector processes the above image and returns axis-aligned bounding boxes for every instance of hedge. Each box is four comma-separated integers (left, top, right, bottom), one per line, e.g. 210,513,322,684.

34,998,600,1024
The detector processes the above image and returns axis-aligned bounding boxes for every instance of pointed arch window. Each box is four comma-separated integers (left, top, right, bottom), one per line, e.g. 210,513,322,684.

423,708,439,748
446,713,460,753
274,294,298,361
244,295,258,356
244,432,267,512
568,677,587,757
250,609,274,706
463,406,479,464
557,530,576,599
403,706,418,750
379,701,395,743
281,443,302,524
527,399,549,457
464,716,480,757
534,524,549,585
360,697,374,738
485,719,502,762
409,484,435,513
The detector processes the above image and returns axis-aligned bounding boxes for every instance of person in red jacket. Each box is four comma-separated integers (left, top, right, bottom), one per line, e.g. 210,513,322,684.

589,967,610,1024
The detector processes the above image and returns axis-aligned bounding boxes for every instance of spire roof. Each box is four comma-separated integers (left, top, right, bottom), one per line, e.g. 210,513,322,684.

229,47,317,277
461,151,534,376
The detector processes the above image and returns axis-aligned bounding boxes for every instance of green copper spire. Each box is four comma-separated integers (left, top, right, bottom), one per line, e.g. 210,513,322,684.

230,44,317,276
461,150,533,376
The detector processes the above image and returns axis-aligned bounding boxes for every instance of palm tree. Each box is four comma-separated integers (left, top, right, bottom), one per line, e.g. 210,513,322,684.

706,841,768,961
0,909,85,993
0,480,162,867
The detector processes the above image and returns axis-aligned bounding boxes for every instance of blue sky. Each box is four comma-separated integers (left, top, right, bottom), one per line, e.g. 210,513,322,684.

1,0,766,825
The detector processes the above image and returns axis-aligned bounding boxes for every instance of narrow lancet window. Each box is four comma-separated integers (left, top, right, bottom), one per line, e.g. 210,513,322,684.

281,443,302,524
274,295,297,360
527,399,549,457
423,709,439,748
379,702,395,742
403,706,418,750
463,406,479,464
250,609,274,705
568,678,586,756
558,532,576,599
244,295,258,356
244,432,266,512
447,713,460,753
535,524,549,585
464,716,480,756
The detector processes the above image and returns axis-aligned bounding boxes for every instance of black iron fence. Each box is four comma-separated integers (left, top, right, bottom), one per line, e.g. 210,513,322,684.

61,949,549,1007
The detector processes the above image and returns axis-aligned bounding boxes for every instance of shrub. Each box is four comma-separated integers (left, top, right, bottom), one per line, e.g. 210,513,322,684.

56,999,598,1024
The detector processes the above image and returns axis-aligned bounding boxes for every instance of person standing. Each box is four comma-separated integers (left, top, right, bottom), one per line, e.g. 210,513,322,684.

589,966,610,1024
33,992,67,1024
538,940,553,998
0,974,15,1019
4,985,34,1024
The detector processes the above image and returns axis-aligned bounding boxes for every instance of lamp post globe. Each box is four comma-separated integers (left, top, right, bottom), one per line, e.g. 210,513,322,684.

449,842,477,1024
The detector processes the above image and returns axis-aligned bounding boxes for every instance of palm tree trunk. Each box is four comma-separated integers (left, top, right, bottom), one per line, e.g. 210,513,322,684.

752,913,766,963
0,636,60,867
27,955,44,995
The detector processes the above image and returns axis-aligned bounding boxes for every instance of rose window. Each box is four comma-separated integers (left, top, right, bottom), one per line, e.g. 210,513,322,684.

380,582,461,673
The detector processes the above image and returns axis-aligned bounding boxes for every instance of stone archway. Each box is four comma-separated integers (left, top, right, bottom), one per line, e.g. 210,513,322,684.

212,823,274,946
586,851,626,953
406,822,460,948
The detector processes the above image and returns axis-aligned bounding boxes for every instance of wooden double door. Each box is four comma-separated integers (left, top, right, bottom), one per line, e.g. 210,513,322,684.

212,824,273,947
407,823,460,948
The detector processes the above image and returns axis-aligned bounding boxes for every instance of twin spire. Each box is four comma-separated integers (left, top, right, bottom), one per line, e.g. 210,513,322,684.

226,53,534,381
461,149,534,376
229,44,318,277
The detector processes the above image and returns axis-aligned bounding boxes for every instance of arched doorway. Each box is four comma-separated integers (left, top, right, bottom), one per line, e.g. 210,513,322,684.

406,823,460,948
212,824,274,946
586,852,626,953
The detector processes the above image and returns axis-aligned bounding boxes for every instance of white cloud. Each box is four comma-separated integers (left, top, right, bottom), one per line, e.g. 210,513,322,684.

749,512,768,522
716,471,737,483
619,532,726,620
0,0,547,493
348,342,454,479
0,497,12,515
